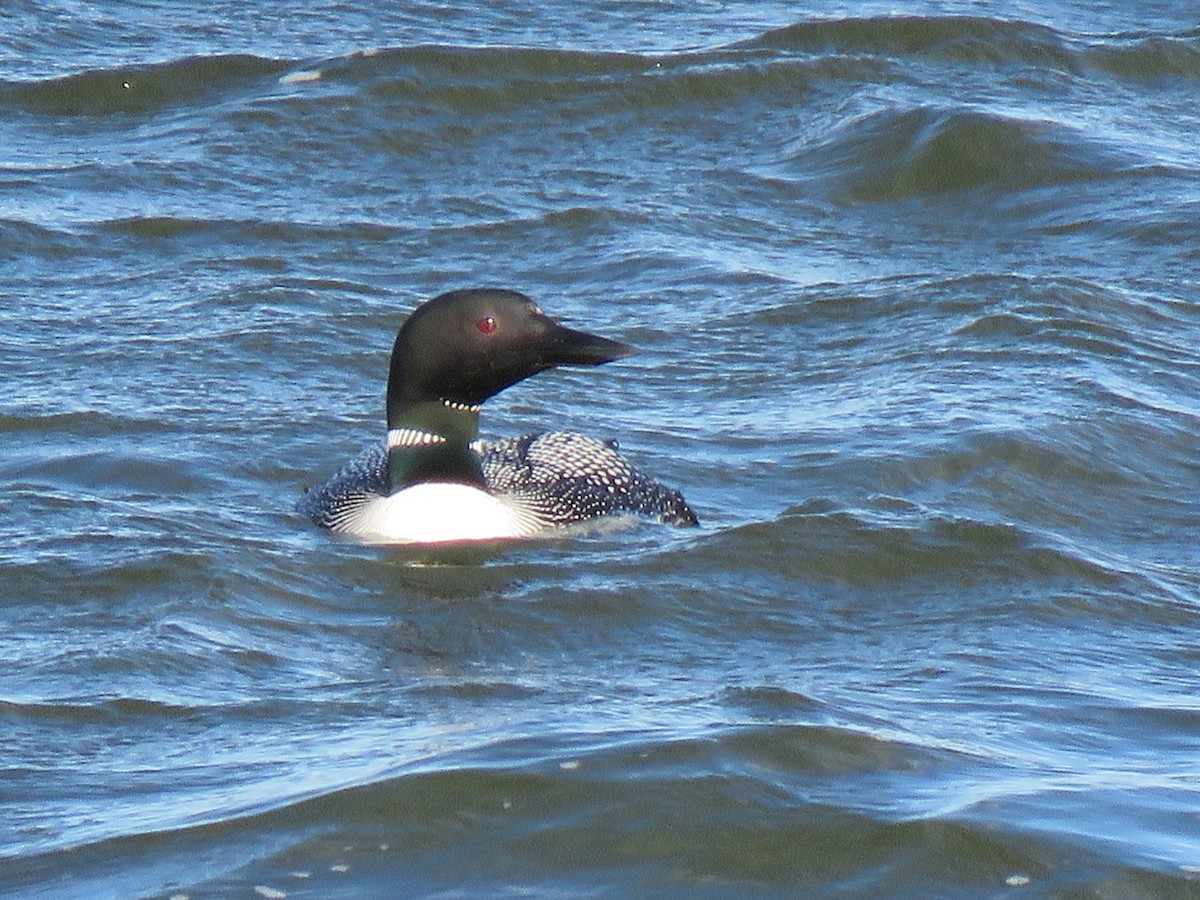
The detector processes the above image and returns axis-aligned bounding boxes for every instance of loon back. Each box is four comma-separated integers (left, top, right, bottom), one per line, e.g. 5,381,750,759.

298,431,698,542
482,432,697,528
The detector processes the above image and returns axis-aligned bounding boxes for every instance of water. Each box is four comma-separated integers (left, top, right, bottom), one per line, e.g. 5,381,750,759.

3,2,1200,897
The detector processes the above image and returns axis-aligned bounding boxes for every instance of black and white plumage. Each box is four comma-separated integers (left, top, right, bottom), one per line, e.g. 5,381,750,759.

481,432,697,527
298,288,697,545
299,432,697,540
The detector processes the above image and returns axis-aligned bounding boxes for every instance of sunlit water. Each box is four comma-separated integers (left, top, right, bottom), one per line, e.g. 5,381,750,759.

2,2,1199,897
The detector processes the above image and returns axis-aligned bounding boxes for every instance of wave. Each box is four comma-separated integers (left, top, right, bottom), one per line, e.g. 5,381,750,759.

740,15,1200,84
0,409,154,437
0,442,205,494
3,15,1195,122
1083,32,1200,81
1,722,1181,899
701,501,1128,594
0,53,291,117
769,105,1143,202
737,14,1078,69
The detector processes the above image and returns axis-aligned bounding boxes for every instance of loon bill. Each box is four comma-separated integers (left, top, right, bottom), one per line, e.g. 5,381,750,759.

298,288,698,544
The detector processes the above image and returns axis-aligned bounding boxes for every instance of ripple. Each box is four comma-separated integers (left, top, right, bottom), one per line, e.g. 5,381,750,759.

776,105,1139,202
737,15,1076,68
0,54,291,117
8,724,1176,897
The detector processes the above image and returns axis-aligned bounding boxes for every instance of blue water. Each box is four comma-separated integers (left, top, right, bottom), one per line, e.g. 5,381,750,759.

3,2,1200,897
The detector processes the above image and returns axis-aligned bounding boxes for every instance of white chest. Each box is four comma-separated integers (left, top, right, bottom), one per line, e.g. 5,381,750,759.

336,482,542,544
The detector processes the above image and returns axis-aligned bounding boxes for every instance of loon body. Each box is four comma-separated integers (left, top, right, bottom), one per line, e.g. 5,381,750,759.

298,288,697,544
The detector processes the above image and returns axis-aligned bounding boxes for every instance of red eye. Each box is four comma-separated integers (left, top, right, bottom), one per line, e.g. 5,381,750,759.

477,316,497,335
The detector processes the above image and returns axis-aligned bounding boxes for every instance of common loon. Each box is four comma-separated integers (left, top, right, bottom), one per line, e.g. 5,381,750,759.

298,288,698,544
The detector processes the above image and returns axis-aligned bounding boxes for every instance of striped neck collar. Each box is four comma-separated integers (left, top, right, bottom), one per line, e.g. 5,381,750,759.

387,427,447,450
440,398,482,414
385,398,485,491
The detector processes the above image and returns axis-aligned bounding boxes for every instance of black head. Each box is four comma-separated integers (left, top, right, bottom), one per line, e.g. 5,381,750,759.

386,288,636,422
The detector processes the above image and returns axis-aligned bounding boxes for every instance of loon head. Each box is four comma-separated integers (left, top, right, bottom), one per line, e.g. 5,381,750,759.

383,288,636,490
386,288,636,422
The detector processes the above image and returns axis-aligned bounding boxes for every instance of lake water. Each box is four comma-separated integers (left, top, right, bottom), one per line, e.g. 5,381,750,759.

3,2,1200,897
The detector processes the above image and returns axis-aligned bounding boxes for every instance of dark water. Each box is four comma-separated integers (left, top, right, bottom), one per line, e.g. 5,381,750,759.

3,2,1200,897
